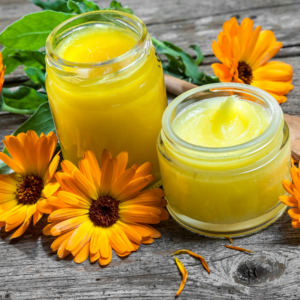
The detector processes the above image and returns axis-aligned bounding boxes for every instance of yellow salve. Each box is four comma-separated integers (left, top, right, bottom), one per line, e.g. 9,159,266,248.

46,19,167,179
158,89,291,236
173,96,271,147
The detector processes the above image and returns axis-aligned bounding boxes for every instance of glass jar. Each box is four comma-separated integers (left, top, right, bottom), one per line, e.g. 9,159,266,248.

157,83,291,237
46,11,167,181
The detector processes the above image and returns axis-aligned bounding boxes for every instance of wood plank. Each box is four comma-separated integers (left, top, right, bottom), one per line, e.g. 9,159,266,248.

0,210,299,299
1,0,299,34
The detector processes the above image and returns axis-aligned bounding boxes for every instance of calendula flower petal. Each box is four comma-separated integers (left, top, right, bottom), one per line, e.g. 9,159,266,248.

110,168,136,198
90,251,100,263
101,158,117,196
282,179,294,196
0,153,24,174
288,208,300,220
279,196,298,207
141,237,154,244
66,220,93,252
57,191,92,209
99,230,110,259
174,256,188,297
99,245,112,267
43,152,61,185
116,151,128,180
48,208,89,222
292,219,300,228
10,217,32,239
172,249,210,274
50,215,90,236
224,245,254,253
117,220,142,244
173,250,207,271
57,236,72,259
74,241,90,264
51,230,75,251
117,176,155,201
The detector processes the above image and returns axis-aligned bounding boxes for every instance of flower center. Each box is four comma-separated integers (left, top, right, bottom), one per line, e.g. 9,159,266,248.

89,196,119,227
17,175,44,205
238,61,253,84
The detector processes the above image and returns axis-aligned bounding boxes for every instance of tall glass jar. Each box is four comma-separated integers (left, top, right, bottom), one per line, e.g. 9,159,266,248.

46,11,167,181
157,83,291,237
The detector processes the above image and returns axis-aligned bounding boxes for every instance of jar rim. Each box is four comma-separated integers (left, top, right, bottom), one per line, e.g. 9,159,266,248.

162,82,283,155
45,10,148,69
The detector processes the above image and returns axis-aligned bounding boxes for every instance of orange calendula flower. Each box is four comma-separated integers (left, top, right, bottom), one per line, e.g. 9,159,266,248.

0,131,60,238
0,52,6,93
212,17,293,104
43,149,169,266
280,165,300,228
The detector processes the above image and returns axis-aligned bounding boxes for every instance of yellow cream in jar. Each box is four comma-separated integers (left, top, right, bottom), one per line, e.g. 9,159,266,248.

158,85,291,236
173,96,271,147
46,12,167,180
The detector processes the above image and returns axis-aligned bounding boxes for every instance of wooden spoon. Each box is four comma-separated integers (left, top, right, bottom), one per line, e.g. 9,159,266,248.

164,74,300,161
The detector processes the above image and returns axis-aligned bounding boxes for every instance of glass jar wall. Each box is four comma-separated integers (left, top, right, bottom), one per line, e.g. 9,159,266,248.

157,83,291,237
46,11,167,181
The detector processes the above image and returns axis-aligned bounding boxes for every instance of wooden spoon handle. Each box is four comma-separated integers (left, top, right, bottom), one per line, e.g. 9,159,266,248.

164,74,197,96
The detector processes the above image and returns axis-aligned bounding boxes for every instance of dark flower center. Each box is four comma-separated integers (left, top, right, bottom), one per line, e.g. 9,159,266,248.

89,196,119,227
238,61,253,84
17,175,44,205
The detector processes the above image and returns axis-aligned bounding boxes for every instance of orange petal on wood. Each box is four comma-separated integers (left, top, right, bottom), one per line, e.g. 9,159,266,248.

172,249,210,274
174,256,188,297
224,245,254,254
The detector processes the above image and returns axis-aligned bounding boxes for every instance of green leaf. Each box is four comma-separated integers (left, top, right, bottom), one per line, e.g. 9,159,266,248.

104,1,134,14
68,0,100,13
0,11,74,51
189,44,204,66
0,90,4,111
152,37,219,85
14,51,46,70
0,162,12,175
29,0,71,13
24,67,46,89
1,48,20,75
2,87,48,110
67,0,81,13
10,102,55,137
2,48,46,75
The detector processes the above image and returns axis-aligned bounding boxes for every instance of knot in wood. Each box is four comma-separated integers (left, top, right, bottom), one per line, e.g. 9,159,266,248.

89,196,119,227
234,256,285,285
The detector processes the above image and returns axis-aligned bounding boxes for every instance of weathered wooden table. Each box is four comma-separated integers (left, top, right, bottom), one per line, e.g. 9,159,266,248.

1,1,300,299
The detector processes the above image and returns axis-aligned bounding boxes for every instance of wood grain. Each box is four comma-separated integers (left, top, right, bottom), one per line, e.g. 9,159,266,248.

1,1,300,299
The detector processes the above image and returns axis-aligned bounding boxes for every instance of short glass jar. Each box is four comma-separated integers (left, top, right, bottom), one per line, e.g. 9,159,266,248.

46,11,167,181
157,83,291,237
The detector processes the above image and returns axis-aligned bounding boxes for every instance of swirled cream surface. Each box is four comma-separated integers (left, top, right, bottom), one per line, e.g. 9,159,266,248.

172,96,271,147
